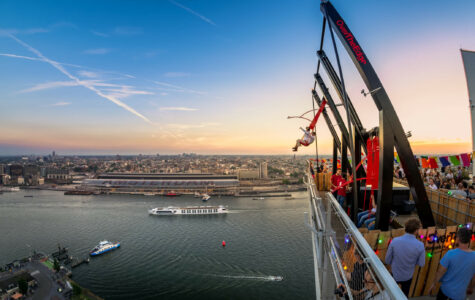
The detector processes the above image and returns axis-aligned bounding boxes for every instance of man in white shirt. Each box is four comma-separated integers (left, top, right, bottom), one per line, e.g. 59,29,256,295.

292,127,316,152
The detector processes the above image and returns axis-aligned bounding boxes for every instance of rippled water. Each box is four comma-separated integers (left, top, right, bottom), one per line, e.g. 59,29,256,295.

0,190,314,299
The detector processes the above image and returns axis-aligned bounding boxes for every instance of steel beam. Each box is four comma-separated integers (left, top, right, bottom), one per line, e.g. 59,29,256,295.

312,89,341,151
332,140,338,175
341,133,349,175
376,111,393,230
353,126,362,221
317,50,367,155
321,1,435,227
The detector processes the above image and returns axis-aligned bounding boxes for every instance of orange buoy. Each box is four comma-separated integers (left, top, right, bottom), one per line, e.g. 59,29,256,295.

222,240,226,247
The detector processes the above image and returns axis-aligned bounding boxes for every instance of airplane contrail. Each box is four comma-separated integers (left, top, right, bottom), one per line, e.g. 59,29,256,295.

8,34,153,124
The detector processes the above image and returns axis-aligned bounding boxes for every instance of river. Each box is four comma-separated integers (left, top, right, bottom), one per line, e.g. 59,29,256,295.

0,190,314,299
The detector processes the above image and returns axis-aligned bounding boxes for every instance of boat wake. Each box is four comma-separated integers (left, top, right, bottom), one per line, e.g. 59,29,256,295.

201,273,283,281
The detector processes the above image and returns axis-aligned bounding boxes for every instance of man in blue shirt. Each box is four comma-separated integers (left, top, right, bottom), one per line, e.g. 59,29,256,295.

385,218,425,296
429,227,475,300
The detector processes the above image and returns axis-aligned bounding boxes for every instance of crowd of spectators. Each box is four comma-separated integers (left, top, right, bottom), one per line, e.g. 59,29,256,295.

394,165,474,202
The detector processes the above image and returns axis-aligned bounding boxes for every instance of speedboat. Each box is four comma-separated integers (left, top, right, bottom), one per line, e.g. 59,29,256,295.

90,240,120,256
268,276,284,281
202,194,211,201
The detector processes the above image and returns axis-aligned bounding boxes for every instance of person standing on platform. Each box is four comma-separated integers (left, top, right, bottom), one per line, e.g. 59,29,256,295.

385,218,425,296
336,174,348,207
331,168,342,198
428,227,475,300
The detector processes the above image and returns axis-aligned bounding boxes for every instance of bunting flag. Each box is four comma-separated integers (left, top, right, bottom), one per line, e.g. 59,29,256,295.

449,155,461,166
460,153,471,167
421,156,429,168
428,157,438,169
394,152,400,163
439,156,450,167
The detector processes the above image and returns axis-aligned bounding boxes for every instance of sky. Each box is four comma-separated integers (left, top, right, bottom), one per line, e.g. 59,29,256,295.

0,0,475,155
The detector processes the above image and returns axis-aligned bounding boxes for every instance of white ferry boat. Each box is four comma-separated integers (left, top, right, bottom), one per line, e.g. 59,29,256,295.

90,240,120,256
1,187,20,192
148,205,228,215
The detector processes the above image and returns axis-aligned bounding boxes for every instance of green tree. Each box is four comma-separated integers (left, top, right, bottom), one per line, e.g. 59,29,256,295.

53,259,60,272
72,282,82,296
282,179,290,185
18,278,28,295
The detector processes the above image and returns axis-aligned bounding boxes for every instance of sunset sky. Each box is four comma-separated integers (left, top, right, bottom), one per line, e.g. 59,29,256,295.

1,0,475,155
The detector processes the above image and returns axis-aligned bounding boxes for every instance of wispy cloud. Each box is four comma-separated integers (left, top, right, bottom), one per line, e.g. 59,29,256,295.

164,72,190,78
78,70,98,78
20,81,78,93
167,122,220,129
102,86,154,99
20,79,154,99
154,81,206,95
91,30,109,37
0,53,135,79
160,107,198,111
0,28,49,36
0,23,77,36
114,26,143,35
84,48,111,55
168,0,216,26
8,34,153,124
50,101,71,106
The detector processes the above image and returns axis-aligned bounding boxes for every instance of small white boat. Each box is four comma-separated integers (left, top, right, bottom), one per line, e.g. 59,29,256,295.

1,187,20,192
268,276,284,281
149,205,228,215
202,194,211,201
194,192,201,198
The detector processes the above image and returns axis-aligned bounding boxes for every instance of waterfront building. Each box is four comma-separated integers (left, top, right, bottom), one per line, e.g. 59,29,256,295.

83,173,239,193
0,271,37,299
259,162,268,179
46,168,71,184
9,165,23,178
238,169,260,180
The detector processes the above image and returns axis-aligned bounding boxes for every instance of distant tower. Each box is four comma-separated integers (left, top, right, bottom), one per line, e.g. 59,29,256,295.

259,162,268,179
52,151,56,157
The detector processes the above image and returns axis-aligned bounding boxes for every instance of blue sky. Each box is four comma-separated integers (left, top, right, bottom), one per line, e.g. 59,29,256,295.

1,0,475,155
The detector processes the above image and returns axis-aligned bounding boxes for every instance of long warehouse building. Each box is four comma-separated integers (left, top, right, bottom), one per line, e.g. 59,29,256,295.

83,173,239,192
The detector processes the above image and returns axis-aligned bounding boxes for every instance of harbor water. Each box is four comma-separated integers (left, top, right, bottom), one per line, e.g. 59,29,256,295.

0,190,314,299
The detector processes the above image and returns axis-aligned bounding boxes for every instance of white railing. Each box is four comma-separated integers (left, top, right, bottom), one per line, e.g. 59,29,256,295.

305,169,407,299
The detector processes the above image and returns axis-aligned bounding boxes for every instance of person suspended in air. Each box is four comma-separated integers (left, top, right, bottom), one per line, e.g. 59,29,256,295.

292,127,316,152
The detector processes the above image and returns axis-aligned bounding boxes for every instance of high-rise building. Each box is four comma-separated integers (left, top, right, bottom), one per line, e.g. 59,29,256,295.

259,162,268,179
9,164,23,178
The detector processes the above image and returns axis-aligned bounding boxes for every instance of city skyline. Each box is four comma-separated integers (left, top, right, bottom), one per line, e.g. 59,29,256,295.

1,0,475,155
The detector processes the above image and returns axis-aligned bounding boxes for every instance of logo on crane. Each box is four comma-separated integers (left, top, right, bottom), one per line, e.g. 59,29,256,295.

336,20,367,65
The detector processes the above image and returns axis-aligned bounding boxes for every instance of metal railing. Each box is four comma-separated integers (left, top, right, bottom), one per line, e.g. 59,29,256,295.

305,170,406,299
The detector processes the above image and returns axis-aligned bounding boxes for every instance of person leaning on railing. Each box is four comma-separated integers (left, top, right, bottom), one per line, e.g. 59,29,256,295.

428,227,475,300
385,218,425,297
337,267,390,300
